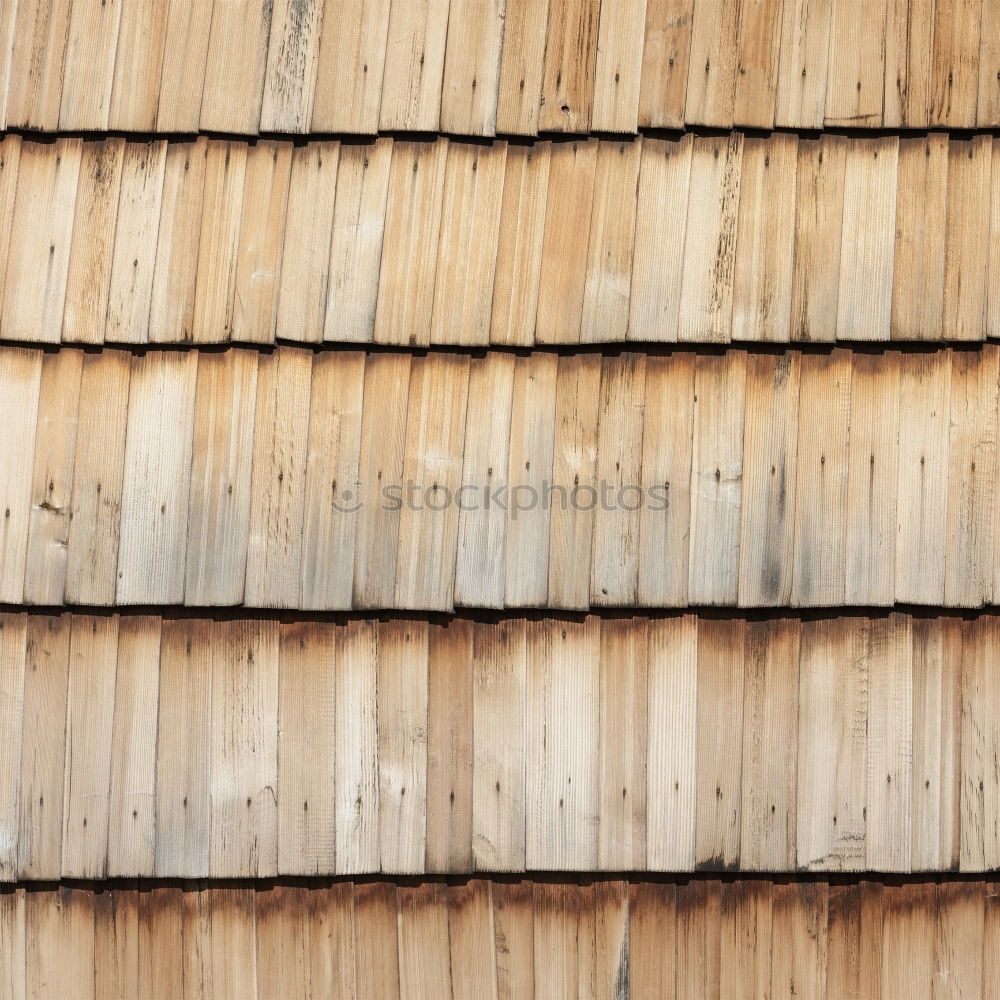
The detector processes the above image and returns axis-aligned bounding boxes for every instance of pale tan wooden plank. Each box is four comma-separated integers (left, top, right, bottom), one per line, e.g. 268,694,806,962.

944,135,992,342
373,139,448,348
934,883,985,997
440,0,505,134
489,141,550,347
504,352,557,607
107,0,170,131
979,0,1000,124
837,137,898,342
192,142,247,344
260,0,325,131
3,138,81,343
275,141,339,345
591,354,645,606
991,138,1000,340
538,0,600,132
630,882,677,999
582,881,629,997
694,618,744,869
354,883,400,998
58,0,122,130
308,881,356,998
684,0,739,125
881,884,935,1000
184,349,258,606
739,619,799,872
738,352,800,607
720,881,772,999
179,881,212,998
154,620,212,877
637,354,693,606
865,614,913,872
790,134,847,342
200,0,272,133
493,881,535,998
324,137,392,344
64,350,131,606
985,885,1000,997
598,618,647,870
826,884,863,999
353,353,411,609
678,133,743,343
63,139,125,345
592,0,648,132
845,352,900,606
5,0,72,130
393,353,470,612
378,0,449,131
425,620,473,873
17,616,69,880
796,618,868,871
931,0,982,126
495,0,550,135
377,620,428,874
733,0,783,127
945,347,998,608
61,615,118,879
300,351,365,610
311,0,391,133
0,3,19,129
207,887,257,1000
732,133,797,343
398,883,452,999
430,140,506,347
526,618,600,870
244,346,311,609
148,139,209,345
546,354,601,611
107,616,160,878
688,351,746,606
628,134,692,343
23,349,82,605
675,880,721,998
256,884,310,1000
105,140,167,346
637,615,698,871
209,620,279,878
791,349,851,607
232,140,292,346
770,882,828,1000
890,134,947,341
0,348,42,604
156,0,213,131
455,353,515,608
883,0,935,127
774,0,833,127
895,352,951,605
911,618,962,872
471,620,527,872
581,139,641,344
334,620,379,874
824,0,887,125
95,887,139,1000
960,617,1000,871
533,884,579,995
637,0,693,128
277,622,335,874
448,881,498,1000
0,136,21,314
27,886,95,1000
535,138,598,345
116,351,197,605
0,614,25,882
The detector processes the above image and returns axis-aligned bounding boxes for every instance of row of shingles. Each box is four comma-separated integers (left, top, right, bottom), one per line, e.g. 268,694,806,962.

5,0,1000,136
1,133,999,350
1,610,999,879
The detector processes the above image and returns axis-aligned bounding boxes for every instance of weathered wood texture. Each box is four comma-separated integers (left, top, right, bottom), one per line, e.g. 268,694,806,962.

2,135,998,346
5,0,996,134
7,344,999,611
0,878,996,997
0,611,996,877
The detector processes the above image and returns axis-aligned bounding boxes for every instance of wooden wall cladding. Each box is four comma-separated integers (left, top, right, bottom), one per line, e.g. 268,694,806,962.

2,0,998,135
0,878,998,998
1,610,999,878
1,134,999,347
2,344,998,611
